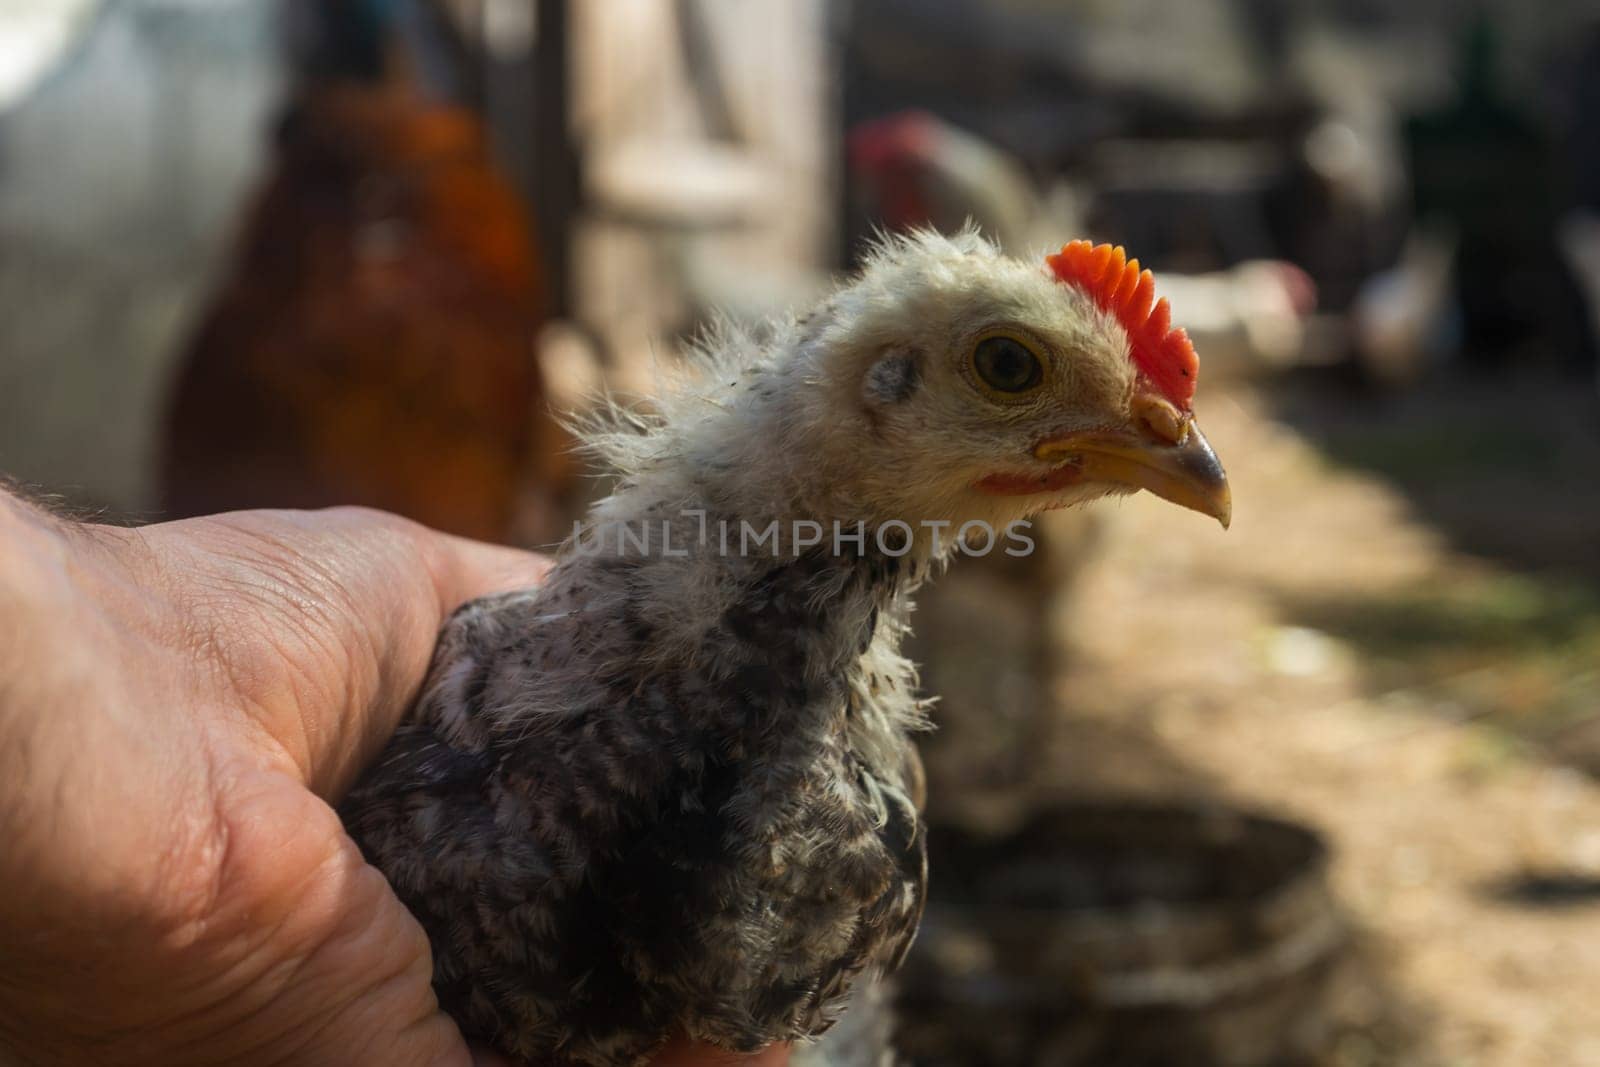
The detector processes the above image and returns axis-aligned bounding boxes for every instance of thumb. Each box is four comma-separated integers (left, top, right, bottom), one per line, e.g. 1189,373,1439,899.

430,533,553,612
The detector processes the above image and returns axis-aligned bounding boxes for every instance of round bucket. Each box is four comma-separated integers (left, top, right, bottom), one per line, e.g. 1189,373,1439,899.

898,802,1348,1066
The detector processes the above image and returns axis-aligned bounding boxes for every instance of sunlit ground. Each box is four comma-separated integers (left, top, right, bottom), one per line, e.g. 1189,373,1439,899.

1023,375,1600,1065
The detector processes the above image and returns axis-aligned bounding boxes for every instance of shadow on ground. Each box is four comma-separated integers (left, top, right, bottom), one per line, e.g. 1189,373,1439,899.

1268,372,1600,778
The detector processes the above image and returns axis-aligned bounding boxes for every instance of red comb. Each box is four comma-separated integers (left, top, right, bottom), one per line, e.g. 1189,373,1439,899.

1046,241,1198,410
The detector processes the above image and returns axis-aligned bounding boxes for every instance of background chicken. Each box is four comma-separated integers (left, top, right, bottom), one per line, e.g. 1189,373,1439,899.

161,0,570,542
848,110,1316,377
340,230,1230,1065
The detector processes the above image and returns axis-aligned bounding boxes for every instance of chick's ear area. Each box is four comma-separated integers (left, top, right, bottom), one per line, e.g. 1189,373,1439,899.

863,349,922,406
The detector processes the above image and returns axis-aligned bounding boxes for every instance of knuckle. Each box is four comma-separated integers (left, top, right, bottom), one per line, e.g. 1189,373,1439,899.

156,765,350,953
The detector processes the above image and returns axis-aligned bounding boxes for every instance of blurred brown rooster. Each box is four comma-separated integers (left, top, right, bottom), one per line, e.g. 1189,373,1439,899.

162,0,567,541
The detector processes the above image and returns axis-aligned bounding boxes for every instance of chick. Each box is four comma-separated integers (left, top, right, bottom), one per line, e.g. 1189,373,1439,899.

341,230,1230,1065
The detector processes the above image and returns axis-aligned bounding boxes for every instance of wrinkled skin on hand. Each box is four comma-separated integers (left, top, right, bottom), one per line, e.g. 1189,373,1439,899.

0,495,787,1067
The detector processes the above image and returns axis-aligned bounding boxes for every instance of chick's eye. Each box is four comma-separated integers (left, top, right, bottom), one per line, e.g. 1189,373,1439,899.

973,336,1044,394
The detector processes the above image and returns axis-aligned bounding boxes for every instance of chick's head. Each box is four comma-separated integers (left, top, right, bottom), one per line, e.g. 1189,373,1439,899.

794,230,1231,534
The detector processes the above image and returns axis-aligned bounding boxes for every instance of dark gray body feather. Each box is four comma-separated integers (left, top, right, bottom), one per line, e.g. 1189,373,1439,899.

341,504,928,1065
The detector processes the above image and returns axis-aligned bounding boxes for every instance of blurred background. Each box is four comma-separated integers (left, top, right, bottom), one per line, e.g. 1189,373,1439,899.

2,0,1598,1063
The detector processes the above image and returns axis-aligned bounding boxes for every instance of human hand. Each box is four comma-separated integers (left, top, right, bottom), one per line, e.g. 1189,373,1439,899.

0,495,788,1067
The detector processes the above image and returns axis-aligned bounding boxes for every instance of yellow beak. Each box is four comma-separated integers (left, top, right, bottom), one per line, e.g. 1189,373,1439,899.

1034,419,1232,528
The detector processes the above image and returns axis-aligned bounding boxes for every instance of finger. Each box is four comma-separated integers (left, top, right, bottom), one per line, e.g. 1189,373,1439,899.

429,533,553,611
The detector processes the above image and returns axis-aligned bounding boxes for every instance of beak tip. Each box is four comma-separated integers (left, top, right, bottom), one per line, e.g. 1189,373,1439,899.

1182,424,1231,530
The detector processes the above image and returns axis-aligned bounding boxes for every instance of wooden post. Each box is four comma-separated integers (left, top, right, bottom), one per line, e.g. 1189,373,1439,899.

532,0,578,320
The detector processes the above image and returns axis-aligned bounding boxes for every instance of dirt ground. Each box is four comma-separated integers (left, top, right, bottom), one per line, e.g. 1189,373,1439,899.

1008,378,1600,1065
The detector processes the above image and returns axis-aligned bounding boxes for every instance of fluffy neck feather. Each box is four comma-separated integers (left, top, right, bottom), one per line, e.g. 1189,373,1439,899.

580,319,968,567
564,339,936,773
